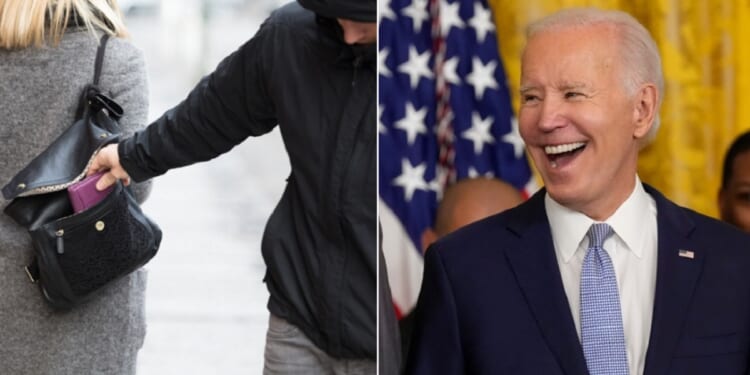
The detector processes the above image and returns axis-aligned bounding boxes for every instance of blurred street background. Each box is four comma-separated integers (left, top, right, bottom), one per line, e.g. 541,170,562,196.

121,0,290,373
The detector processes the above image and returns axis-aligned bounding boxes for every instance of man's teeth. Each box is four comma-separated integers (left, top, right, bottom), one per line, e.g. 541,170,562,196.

544,142,585,155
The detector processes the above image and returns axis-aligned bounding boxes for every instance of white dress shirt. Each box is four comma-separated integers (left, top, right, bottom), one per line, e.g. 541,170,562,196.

545,176,658,375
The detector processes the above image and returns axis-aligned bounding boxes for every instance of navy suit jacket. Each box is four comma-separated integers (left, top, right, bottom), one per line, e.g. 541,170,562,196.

405,184,750,374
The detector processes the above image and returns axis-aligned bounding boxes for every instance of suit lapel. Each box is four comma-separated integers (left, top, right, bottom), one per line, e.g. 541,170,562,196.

643,185,704,375
504,191,590,375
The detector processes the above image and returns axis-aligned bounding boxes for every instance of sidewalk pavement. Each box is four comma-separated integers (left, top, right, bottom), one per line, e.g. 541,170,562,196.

136,135,287,374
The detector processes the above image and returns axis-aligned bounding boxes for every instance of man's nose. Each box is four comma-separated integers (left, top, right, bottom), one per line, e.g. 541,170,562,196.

538,98,568,132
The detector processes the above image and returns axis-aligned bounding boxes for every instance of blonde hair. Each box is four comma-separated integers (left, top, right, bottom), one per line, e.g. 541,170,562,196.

0,0,128,49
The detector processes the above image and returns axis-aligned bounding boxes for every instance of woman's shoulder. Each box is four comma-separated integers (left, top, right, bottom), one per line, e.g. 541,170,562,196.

57,30,146,78
55,29,142,58
100,33,144,61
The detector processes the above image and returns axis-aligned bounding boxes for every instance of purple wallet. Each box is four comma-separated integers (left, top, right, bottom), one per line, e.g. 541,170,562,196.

67,171,114,213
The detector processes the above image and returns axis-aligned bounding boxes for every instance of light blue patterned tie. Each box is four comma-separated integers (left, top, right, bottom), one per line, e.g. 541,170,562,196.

580,223,629,375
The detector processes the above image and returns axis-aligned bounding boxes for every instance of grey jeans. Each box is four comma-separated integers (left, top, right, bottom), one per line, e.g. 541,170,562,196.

263,314,375,375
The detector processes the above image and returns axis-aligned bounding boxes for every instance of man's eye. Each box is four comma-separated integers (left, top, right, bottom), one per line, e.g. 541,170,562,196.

738,192,750,202
523,95,539,103
564,92,583,99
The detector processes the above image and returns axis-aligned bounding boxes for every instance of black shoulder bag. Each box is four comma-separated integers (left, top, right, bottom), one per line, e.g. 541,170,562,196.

1,34,161,310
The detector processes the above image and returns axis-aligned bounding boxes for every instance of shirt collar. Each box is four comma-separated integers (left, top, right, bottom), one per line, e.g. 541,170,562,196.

545,176,653,263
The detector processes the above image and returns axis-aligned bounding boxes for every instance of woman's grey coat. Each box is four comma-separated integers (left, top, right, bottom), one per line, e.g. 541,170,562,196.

0,29,151,374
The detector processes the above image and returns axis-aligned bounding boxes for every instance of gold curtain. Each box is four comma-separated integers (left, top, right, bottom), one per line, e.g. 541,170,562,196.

489,0,750,218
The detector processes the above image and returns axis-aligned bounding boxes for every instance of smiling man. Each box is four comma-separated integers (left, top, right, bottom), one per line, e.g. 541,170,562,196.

405,8,750,375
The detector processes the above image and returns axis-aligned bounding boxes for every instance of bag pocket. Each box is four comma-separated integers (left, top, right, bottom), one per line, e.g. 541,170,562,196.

29,181,161,310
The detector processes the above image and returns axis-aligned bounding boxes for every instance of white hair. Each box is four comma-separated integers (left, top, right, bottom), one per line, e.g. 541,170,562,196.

526,8,664,144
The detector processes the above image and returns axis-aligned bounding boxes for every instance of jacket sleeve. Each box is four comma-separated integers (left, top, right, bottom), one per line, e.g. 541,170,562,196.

404,245,465,374
103,37,152,203
118,23,279,182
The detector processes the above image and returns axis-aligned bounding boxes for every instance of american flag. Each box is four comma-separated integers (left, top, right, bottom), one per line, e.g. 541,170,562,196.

378,0,535,317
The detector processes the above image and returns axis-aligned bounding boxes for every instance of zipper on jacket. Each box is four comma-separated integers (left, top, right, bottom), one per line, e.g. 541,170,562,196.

352,55,363,87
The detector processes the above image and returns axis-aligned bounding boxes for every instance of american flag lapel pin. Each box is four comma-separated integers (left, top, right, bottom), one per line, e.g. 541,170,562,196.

678,249,695,259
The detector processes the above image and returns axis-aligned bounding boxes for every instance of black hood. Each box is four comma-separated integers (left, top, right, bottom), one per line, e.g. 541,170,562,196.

297,0,376,23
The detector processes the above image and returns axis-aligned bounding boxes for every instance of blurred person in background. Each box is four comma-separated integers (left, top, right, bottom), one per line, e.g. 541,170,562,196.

420,177,524,249
88,0,377,373
0,0,151,373
719,130,750,232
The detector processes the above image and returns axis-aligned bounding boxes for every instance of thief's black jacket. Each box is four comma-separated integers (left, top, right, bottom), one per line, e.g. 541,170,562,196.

118,2,376,359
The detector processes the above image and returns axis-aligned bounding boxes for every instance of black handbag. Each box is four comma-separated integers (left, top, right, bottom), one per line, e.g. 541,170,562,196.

1,34,161,310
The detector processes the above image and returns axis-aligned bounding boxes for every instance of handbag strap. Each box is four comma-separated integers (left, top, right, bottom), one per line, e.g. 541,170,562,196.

74,33,110,119
92,33,110,86
24,33,112,285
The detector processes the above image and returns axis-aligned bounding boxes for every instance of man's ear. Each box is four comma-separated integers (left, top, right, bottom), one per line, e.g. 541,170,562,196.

632,83,658,139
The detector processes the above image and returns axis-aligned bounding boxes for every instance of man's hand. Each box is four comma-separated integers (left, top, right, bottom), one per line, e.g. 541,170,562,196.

87,144,131,191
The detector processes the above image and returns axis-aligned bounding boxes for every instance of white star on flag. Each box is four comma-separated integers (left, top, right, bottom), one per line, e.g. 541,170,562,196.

395,102,428,145
502,117,526,158
428,169,446,200
397,45,434,89
465,56,498,99
392,159,429,202
440,0,465,37
462,112,495,154
402,0,430,33
502,116,526,158
442,56,461,85
380,0,396,21
468,2,495,43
